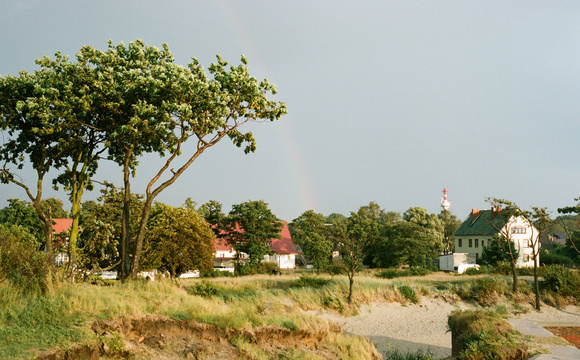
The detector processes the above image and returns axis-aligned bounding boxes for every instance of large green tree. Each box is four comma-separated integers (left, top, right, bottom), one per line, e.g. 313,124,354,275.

141,204,215,278
77,40,286,279
222,200,282,271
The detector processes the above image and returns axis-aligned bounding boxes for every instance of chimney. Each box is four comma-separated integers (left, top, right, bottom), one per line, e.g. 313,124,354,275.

491,206,503,219
472,208,480,222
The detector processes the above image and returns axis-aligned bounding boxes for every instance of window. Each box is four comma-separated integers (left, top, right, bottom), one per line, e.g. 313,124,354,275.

475,239,479,248
523,240,530,248
469,239,473,248
523,254,530,262
512,226,526,234
458,239,463,247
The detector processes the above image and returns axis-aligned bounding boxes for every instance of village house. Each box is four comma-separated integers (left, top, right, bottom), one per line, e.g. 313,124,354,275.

213,221,299,270
454,207,539,267
52,218,72,266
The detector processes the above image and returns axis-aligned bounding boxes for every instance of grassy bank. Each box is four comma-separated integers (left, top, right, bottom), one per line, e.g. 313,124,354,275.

1,271,577,359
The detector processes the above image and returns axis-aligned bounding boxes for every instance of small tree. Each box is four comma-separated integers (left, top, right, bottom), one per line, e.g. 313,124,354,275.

485,198,528,294
222,200,282,272
528,207,551,310
290,210,332,273
198,200,226,237
335,209,380,304
141,204,215,278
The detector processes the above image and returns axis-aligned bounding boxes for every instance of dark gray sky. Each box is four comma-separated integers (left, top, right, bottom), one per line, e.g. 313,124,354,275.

1,0,579,221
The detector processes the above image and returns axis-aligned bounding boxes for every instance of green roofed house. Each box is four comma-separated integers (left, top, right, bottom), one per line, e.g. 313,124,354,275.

454,207,538,267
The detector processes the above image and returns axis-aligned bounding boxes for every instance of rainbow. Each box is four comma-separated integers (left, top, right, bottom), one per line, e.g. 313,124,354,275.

215,0,320,217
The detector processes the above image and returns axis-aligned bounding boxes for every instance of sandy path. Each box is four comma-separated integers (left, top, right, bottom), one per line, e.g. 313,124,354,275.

320,300,580,360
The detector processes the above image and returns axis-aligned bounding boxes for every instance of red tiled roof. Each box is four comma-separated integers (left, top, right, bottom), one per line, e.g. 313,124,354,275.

214,237,234,252
270,222,299,255
213,221,298,255
52,218,72,234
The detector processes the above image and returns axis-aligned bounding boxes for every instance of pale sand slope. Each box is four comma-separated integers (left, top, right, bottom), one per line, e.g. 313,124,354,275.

320,299,580,360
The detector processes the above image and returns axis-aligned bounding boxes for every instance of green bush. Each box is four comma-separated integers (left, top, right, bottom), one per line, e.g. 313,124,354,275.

376,269,400,279
464,267,481,276
540,251,575,266
260,261,280,274
448,309,528,360
399,285,418,304
469,276,509,306
281,321,298,331
201,269,234,278
0,224,52,295
188,280,219,297
493,261,514,276
541,265,580,297
376,267,431,279
293,275,331,288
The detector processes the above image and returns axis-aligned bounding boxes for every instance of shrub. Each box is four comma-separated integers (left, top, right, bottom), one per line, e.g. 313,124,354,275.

376,269,400,279
188,280,219,297
541,265,580,297
281,321,298,331
293,275,331,288
260,261,280,274
540,251,575,266
0,224,52,295
376,267,431,279
448,309,528,360
469,276,509,306
464,267,481,276
409,267,431,276
399,285,418,304
201,269,234,278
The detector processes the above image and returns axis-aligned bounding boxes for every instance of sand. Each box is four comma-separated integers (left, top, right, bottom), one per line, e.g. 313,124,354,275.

320,299,580,359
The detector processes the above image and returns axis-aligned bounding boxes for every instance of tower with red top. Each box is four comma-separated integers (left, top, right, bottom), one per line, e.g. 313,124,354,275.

440,188,451,211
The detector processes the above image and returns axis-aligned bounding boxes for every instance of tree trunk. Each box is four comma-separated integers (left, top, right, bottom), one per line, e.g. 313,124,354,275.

511,259,518,294
129,197,154,279
348,272,354,304
533,257,540,310
68,188,83,277
120,150,132,280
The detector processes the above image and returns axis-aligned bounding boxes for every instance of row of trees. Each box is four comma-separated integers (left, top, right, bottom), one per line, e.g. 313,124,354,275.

0,193,285,279
0,39,286,280
289,202,461,303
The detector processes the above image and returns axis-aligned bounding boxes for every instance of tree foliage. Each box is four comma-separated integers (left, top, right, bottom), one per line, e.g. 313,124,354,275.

141,204,215,278
222,200,282,271
290,210,332,273
0,39,286,279
333,204,381,304
0,223,51,294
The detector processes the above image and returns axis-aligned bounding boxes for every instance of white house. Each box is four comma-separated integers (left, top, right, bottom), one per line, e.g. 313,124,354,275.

214,221,299,269
453,207,539,267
